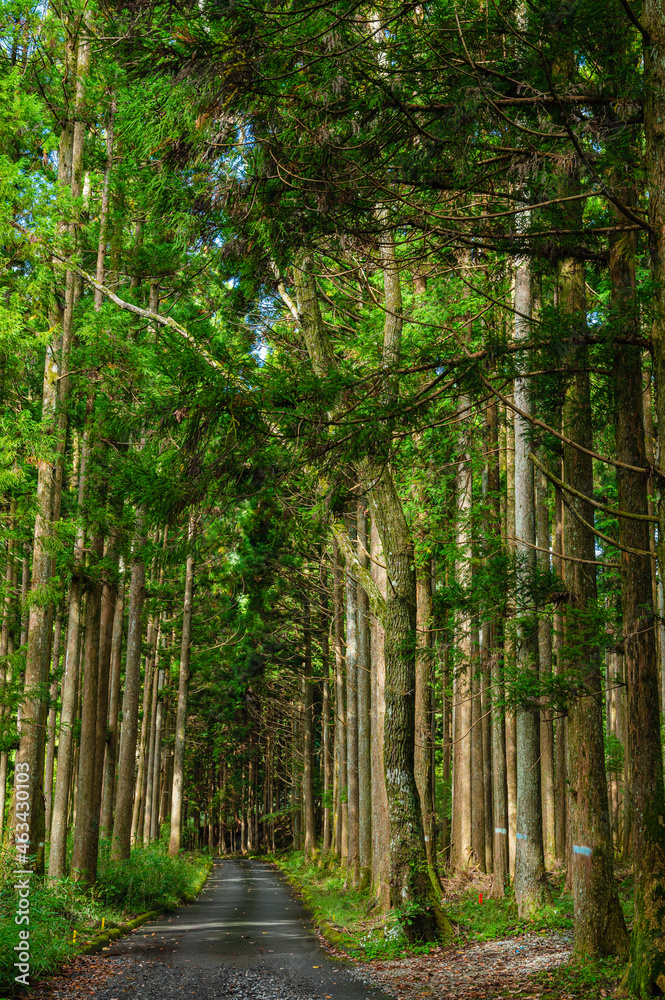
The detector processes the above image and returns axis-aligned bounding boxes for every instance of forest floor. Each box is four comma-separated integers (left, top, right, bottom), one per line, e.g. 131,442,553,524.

339,930,628,1000
15,857,630,1000
277,856,631,1000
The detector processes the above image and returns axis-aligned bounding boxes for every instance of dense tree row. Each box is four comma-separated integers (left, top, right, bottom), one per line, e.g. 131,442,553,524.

2,0,665,993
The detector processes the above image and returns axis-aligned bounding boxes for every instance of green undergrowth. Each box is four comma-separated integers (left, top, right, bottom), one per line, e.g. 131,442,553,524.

0,843,210,995
269,850,419,959
96,840,209,912
270,850,634,996
445,881,574,943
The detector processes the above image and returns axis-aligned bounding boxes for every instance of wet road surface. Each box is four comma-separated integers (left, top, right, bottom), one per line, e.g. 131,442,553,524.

40,858,395,1000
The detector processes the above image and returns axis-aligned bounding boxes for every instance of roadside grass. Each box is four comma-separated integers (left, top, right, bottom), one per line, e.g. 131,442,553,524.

270,850,634,1000
96,839,209,912
270,851,577,959
268,850,404,957
0,842,210,994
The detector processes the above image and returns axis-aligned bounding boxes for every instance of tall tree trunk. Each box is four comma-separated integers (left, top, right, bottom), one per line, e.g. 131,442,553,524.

321,572,332,855
559,239,627,956
132,608,157,845
480,620,493,874
415,557,438,877
111,524,147,861
536,466,556,869
345,518,360,885
44,611,63,840
332,537,347,860
513,247,550,918
553,465,567,864
486,398,508,896
149,661,166,843
440,604,452,862
169,516,196,856
142,658,159,844
370,519,390,909
48,415,92,880
357,501,372,885
71,533,104,885
92,549,117,846
608,143,661,982
303,595,317,859
505,400,518,879
100,567,124,841
471,639,486,872
131,639,152,845
0,531,17,837
452,396,473,871
292,259,449,940
364,466,450,938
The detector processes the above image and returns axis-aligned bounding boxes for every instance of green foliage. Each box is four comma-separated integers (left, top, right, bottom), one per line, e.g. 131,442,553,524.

270,851,577,961
0,852,124,991
0,844,208,992
446,885,573,943
605,731,625,778
96,843,209,914
271,850,393,956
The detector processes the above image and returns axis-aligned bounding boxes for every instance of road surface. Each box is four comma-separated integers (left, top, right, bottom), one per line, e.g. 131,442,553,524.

41,857,396,1000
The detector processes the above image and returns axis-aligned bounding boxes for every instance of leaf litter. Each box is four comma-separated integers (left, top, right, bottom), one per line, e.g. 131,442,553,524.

315,926,578,1000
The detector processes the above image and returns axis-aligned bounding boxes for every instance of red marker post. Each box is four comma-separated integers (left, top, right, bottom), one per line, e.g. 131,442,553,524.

479,892,483,905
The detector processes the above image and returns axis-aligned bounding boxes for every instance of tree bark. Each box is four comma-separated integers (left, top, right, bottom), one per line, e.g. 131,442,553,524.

471,642,486,872
149,660,166,843
415,558,438,877
142,657,159,845
71,532,104,885
345,518,360,883
44,611,63,840
559,243,627,957
48,414,92,880
303,595,317,859
505,399,518,879
0,530,17,837
169,516,196,856
513,247,550,918
332,537,347,860
608,134,661,981
370,519,390,909
321,569,332,854
111,524,147,861
357,502,372,885
535,466,556,869
100,566,124,841
553,466,567,864
452,396,473,871
485,398,508,896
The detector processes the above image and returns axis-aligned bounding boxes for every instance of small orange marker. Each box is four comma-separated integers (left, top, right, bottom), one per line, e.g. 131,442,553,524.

479,892,483,905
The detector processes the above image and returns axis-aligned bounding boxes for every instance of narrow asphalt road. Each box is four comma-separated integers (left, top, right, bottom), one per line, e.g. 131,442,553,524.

41,858,396,1000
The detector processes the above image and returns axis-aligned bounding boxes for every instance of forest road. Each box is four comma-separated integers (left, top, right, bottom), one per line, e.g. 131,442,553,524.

39,858,397,1000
